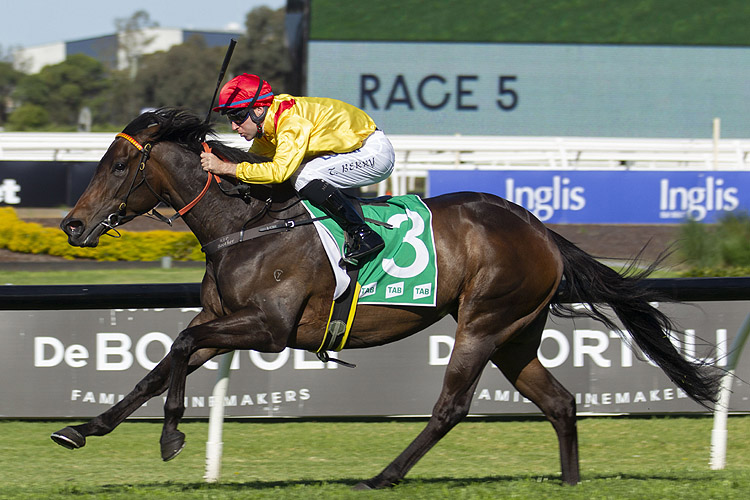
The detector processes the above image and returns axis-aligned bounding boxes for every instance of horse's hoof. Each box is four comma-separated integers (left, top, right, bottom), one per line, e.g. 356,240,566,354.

353,477,396,490
51,427,86,449
352,481,375,490
160,430,186,461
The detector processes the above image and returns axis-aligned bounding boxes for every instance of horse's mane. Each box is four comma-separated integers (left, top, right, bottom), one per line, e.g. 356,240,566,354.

121,107,267,164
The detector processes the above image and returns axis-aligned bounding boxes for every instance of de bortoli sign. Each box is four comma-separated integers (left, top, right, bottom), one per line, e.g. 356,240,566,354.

1,301,747,419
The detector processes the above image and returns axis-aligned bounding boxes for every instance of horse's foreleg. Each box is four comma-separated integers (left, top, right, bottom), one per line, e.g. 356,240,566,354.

52,309,220,450
355,336,495,489
492,348,579,485
51,347,220,450
159,307,288,461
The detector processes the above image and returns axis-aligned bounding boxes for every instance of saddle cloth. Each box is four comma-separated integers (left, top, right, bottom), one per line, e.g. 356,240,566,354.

301,195,438,307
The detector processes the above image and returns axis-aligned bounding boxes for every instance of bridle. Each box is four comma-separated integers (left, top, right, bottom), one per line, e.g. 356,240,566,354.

103,132,220,235
106,131,320,255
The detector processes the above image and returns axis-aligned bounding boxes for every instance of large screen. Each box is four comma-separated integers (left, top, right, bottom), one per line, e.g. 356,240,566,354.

308,41,750,138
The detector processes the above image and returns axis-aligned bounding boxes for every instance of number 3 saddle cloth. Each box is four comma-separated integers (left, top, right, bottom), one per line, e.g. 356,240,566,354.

301,195,438,308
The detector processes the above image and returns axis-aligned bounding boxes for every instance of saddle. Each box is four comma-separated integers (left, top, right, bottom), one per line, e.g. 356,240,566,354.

200,187,438,365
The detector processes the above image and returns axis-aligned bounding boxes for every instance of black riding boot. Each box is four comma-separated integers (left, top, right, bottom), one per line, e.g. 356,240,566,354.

299,179,385,265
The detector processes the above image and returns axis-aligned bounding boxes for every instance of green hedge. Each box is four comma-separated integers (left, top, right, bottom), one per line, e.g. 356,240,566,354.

678,212,750,276
0,207,203,261
680,266,750,278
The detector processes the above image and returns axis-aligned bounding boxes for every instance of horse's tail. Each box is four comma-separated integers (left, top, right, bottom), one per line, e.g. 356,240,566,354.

547,229,721,408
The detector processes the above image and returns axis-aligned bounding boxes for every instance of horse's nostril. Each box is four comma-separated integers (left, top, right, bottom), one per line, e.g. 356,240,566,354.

61,218,84,237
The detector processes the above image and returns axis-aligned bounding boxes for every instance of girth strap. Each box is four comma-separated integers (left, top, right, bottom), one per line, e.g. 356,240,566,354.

314,262,360,368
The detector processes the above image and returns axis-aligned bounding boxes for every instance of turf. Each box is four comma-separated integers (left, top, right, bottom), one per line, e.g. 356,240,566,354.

1,416,749,499
0,267,205,285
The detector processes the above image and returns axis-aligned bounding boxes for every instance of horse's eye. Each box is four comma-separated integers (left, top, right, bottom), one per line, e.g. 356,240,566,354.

113,162,127,173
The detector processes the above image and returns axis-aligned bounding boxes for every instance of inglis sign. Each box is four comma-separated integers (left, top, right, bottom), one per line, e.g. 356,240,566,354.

428,170,748,224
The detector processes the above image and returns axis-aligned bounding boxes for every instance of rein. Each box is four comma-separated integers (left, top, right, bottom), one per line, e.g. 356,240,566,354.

111,132,324,252
109,133,220,232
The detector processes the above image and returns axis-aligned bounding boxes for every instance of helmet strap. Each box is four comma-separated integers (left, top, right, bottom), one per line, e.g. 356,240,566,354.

247,78,266,107
251,106,268,138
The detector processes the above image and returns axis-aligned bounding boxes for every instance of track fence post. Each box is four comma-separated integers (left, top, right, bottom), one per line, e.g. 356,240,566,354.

710,312,750,470
204,350,235,482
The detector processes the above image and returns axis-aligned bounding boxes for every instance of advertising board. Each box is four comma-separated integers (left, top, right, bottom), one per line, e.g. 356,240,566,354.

428,170,750,224
0,161,96,207
1,302,747,418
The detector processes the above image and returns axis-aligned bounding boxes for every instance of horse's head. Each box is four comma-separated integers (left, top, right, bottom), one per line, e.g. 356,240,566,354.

61,108,211,247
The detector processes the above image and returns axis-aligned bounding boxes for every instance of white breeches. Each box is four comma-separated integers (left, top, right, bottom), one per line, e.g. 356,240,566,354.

290,130,395,191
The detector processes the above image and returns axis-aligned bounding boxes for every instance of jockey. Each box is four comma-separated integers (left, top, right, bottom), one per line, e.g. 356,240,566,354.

201,73,395,265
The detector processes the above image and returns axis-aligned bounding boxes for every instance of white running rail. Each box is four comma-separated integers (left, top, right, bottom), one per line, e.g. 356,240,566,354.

3,133,749,196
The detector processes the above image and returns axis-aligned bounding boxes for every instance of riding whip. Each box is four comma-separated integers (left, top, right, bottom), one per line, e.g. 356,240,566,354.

205,38,237,124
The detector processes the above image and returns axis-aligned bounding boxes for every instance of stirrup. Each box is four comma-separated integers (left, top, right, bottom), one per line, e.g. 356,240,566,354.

341,236,385,266
340,246,365,267
340,255,359,267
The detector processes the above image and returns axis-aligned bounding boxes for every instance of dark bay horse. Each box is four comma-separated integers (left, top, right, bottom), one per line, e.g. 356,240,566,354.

53,108,719,488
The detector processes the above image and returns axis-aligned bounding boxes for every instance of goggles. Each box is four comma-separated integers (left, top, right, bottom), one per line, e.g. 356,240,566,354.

224,107,252,126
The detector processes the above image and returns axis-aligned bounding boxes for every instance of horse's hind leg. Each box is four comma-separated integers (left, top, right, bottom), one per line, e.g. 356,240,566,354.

491,312,579,485
356,334,497,489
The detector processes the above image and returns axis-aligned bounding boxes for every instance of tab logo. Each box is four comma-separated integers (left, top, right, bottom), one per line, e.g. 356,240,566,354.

360,283,377,298
413,283,432,299
386,282,404,299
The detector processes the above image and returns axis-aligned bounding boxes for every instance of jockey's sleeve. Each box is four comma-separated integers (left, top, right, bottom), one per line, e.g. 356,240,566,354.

236,116,313,184
246,135,275,158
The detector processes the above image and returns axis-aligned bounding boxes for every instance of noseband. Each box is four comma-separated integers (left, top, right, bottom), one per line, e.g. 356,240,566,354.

104,133,219,235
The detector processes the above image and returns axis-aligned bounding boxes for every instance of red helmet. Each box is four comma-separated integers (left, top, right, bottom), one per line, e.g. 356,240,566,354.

212,73,274,112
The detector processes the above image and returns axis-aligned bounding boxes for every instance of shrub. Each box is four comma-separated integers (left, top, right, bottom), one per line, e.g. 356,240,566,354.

679,212,750,276
6,104,51,131
0,207,203,261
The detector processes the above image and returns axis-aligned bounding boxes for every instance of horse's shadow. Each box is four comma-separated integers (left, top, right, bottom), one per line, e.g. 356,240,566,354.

89,472,705,493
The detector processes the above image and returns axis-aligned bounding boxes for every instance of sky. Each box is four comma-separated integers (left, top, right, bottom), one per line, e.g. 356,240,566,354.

1,0,286,50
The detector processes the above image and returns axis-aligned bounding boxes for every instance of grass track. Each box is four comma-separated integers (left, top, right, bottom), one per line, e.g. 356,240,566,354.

0,267,205,285
1,416,750,499
0,262,681,286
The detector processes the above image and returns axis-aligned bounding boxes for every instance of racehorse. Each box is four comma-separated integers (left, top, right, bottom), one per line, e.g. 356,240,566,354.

53,108,719,489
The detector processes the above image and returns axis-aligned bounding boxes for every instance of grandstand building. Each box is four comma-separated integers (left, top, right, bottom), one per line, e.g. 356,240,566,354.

12,28,241,74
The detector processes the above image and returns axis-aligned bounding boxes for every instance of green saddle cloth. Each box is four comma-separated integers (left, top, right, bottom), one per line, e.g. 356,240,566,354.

301,195,438,307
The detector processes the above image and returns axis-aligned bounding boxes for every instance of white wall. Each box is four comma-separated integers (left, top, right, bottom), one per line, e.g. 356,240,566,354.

116,28,185,71
13,42,66,74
